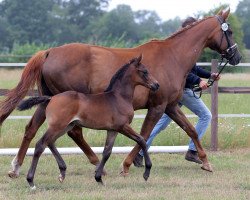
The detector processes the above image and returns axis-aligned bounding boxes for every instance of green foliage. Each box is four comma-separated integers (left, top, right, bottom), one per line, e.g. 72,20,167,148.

0,42,52,62
236,0,250,49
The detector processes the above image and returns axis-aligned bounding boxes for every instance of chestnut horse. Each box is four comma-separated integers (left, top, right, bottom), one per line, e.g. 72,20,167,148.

17,56,159,189
0,9,241,178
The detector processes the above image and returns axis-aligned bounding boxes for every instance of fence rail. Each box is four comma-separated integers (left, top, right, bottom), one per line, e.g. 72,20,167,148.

1,60,250,151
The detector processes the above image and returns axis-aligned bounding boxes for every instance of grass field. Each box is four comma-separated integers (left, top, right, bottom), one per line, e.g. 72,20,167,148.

0,69,250,199
0,149,249,199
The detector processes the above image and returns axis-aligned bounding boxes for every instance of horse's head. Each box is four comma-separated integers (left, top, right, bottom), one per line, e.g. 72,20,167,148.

206,8,242,65
131,55,159,91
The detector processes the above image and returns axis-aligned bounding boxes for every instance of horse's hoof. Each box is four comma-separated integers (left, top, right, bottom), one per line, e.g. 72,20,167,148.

8,171,19,178
201,163,213,172
119,171,129,177
58,174,65,183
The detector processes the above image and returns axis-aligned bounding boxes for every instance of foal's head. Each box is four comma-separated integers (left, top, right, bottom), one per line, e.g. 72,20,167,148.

127,55,159,91
105,55,159,92
205,8,241,65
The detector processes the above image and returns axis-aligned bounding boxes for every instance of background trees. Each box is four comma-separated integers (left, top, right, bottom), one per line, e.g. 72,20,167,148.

0,0,249,62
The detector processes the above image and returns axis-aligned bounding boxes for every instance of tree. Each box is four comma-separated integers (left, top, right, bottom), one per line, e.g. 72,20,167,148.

134,10,162,39
160,17,181,37
235,0,250,49
87,5,138,44
0,0,55,45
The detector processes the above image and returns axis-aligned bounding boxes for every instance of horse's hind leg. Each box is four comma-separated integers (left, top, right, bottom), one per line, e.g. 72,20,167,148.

8,105,46,178
47,143,67,183
67,126,100,166
165,105,213,172
95,131,118,184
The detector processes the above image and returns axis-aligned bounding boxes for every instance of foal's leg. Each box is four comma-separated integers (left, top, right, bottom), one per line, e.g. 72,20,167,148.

27,129,54,189
121,105,165,175
95,131,118,184
47,143,67,183
8,105,46,178
121,124,152,181
67,126,100,166
165,105,212,172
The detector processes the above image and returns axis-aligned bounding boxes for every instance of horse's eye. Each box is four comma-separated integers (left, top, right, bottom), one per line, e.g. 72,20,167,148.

143,70,148,76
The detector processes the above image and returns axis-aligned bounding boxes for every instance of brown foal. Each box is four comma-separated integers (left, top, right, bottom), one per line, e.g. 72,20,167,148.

17,56,159,189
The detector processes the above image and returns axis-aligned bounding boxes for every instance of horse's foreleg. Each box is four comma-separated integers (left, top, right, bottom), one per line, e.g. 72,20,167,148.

121,124,152,181
8,105,46,178
121,105,165,175
67,126,100,166
47,143,67,183
165,105,213,172
95,131,118,184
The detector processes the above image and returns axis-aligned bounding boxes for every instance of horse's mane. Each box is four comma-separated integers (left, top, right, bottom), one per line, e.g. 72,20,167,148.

168,17,211,39
144,16,213,44
104,58,137,92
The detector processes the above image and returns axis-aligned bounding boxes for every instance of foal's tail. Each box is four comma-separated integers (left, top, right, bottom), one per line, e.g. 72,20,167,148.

0,50,49,124
17,96,51,111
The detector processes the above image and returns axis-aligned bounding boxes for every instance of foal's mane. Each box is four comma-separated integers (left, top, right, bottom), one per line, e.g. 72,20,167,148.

104,58,137,92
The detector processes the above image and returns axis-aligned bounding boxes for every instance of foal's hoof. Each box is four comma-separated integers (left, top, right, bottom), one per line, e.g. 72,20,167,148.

143,173,149,181
201,162,213,172
58,174,65,183
95,175,104,185
8,170,19,179
30,185,37,191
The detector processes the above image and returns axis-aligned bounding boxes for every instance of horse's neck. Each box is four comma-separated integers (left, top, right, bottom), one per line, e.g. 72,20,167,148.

167,18,216,71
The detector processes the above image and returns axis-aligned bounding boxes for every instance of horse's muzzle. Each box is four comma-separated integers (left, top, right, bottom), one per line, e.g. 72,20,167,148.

223,44,242,66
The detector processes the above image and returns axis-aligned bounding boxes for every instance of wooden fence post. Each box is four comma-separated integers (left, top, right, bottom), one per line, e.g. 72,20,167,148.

210,59,218,151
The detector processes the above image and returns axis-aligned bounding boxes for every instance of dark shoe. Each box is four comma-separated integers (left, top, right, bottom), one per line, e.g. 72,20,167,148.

185,150,202,164
133,153,144,167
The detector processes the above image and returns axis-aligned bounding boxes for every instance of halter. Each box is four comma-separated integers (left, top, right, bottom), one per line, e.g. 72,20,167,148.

215,15,238,60
191,15,235,98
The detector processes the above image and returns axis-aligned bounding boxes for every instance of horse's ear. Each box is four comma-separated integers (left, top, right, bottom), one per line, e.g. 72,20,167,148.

222,8,230,20
216,9,223,16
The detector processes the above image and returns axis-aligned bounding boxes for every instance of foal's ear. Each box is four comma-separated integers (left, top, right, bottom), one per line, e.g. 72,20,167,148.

135,54,143,65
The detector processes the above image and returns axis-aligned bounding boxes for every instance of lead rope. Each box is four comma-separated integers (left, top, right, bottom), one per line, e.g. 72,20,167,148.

192,57,229,99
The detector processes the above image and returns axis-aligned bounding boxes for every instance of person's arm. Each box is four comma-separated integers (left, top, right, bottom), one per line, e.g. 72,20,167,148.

186,72,208,90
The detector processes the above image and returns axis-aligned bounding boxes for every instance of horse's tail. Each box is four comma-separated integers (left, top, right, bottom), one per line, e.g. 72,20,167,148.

0,50,49,124
17,96,51,111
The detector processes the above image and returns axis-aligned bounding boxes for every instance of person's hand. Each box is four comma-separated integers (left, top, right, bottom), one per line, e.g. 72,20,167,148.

199,80,208,90
210,73,221,81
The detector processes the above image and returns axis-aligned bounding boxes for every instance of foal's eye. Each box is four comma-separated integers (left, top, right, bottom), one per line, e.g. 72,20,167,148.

143,70,148,76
